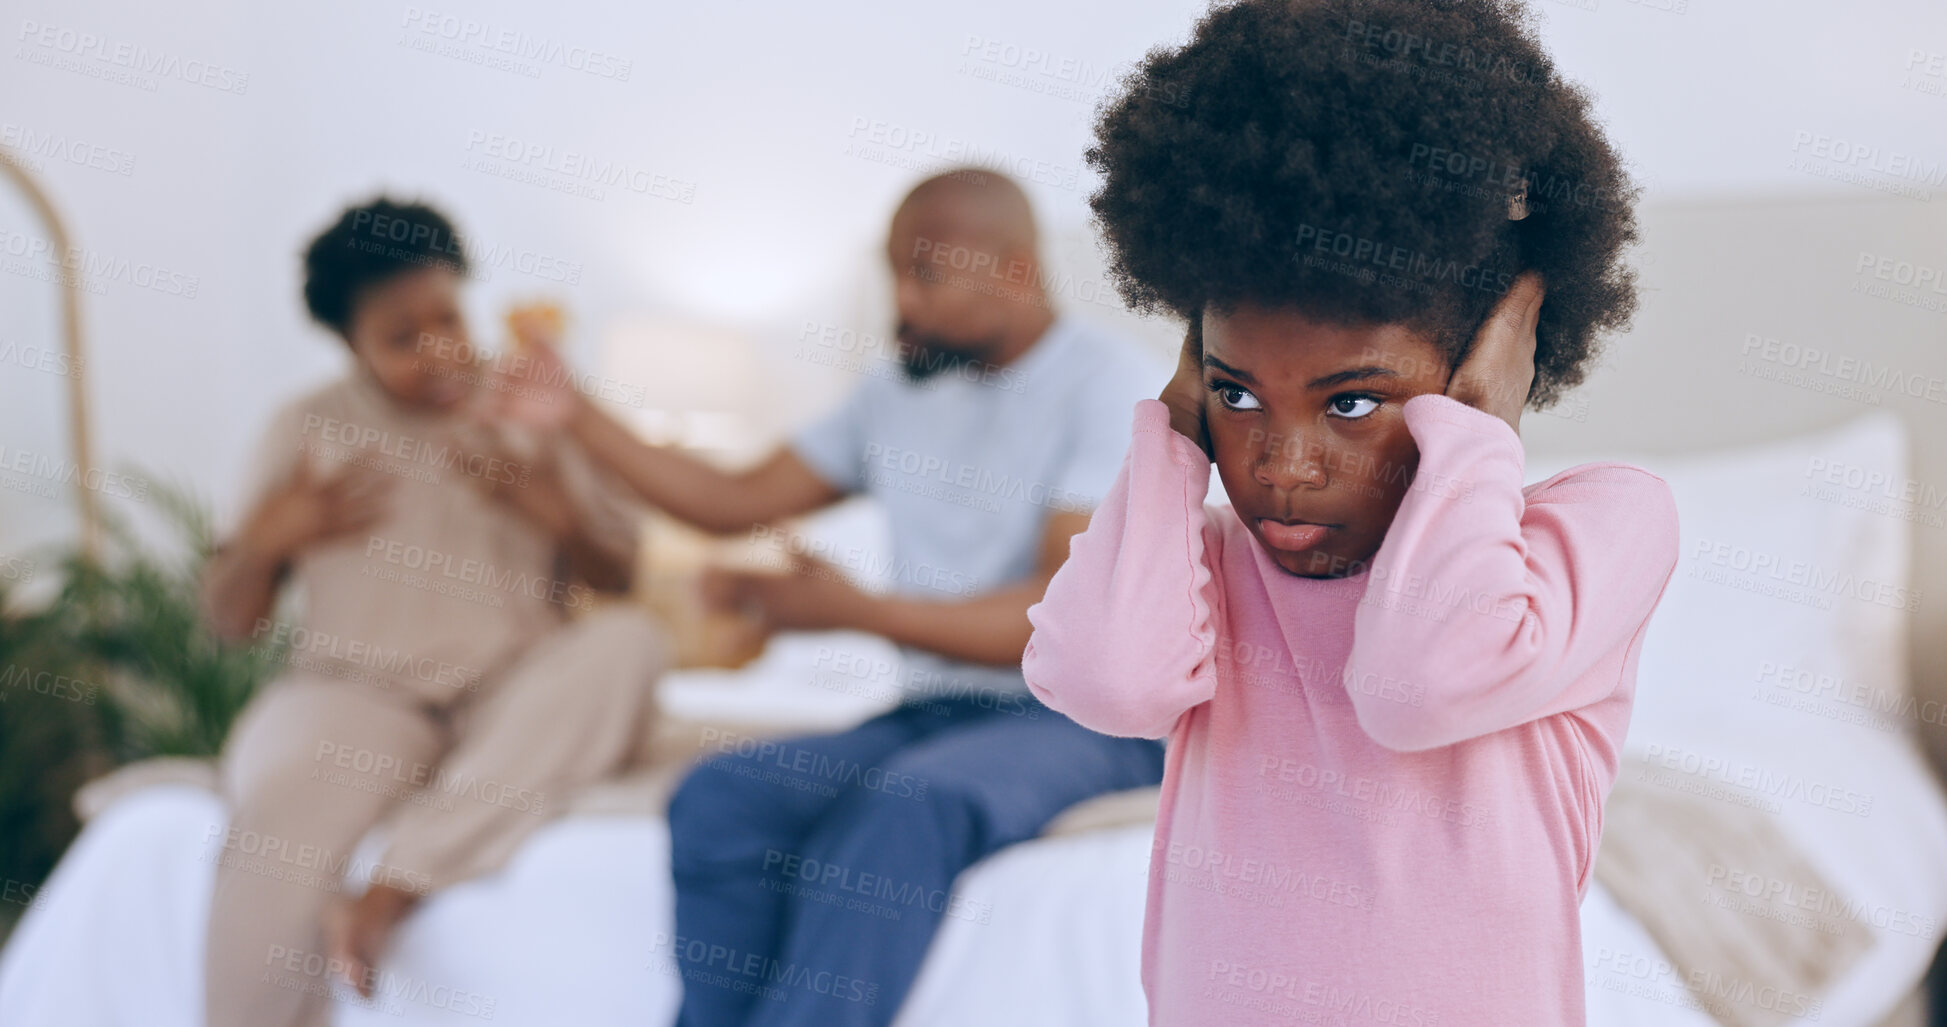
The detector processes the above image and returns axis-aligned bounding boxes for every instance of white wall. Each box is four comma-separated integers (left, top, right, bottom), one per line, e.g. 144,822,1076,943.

2,0,1944,556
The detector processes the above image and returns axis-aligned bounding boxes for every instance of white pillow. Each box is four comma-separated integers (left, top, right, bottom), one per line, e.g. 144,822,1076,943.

1528,411,1947,1026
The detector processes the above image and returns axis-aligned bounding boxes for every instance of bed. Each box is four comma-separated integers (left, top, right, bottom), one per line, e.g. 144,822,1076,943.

4,193,1945,1026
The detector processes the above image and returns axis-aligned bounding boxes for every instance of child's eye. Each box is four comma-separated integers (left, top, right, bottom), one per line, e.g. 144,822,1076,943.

1328,394,1380,419
1210,382,1262,411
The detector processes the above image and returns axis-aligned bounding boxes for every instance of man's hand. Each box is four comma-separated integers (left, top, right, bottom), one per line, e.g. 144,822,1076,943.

698,554,873,634
1444,272,1544,437
1158,321,1211,459
240,459,393,562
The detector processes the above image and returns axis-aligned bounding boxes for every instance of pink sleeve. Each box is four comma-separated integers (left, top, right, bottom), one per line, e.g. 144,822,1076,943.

1343,393,1681,752
1022,398,1224,740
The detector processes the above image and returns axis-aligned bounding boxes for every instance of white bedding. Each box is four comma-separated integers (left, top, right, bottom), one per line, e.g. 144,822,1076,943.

0,782,1723,1027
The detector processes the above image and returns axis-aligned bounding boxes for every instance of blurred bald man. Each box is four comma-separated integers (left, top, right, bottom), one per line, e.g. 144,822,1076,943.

506,168,1165,1026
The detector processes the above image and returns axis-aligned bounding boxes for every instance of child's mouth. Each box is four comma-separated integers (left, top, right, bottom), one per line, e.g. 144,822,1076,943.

1256,519,1332,552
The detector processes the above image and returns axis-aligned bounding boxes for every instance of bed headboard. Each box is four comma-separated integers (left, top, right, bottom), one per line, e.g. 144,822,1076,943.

1520,193,1947,778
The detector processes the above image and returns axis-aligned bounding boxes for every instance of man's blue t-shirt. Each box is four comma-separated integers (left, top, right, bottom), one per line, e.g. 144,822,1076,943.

790,315,1165,704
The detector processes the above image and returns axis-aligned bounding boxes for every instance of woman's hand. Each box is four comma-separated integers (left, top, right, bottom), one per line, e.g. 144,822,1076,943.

1159,321,1211,459
240,459,394,561
483,329,583,430
464,428,579,540
1444,272,1544,437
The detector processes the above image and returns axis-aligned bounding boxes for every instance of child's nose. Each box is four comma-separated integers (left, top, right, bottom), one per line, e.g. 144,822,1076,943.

1253,431,1328,491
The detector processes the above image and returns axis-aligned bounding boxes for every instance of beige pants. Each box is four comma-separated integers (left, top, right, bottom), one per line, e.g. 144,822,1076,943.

203,606,671,1027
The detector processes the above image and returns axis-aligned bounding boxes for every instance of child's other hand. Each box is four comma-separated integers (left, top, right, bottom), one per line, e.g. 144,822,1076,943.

1159,321,1211,459
241,460,393,561
1444,271,1543,437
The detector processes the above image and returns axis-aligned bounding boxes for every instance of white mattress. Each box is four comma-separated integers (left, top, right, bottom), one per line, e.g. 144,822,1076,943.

0,782,1723,1027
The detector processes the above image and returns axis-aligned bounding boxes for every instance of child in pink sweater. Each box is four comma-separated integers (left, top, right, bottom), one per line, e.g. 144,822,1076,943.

1022,1,1680,1023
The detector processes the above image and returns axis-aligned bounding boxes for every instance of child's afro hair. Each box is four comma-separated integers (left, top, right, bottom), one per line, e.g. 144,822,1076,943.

302,197,470,338
1086,0,1641,408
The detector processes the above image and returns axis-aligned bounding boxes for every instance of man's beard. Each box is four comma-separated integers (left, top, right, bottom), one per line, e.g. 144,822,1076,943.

896,327,984,383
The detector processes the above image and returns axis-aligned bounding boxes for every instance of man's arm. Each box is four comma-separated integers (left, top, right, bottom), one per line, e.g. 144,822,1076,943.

850,509,1090,666
502,335,847,534
567,399,844,534
709,509,1091,668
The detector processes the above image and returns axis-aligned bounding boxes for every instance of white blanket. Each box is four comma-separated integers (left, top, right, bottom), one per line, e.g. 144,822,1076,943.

0,782,1721,1027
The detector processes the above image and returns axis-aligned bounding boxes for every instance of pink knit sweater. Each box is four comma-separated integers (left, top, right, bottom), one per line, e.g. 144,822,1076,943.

1022,394,1679,1026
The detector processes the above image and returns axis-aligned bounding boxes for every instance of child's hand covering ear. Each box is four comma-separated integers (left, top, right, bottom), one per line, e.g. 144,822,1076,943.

1159,321,1212,459
1444,271,1544,437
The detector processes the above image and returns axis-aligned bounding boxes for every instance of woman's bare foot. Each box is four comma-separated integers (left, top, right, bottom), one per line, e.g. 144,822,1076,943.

323,883,421,998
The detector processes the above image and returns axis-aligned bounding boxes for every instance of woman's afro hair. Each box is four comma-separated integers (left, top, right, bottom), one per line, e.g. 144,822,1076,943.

1086,0,1641,408
302,197,470,338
